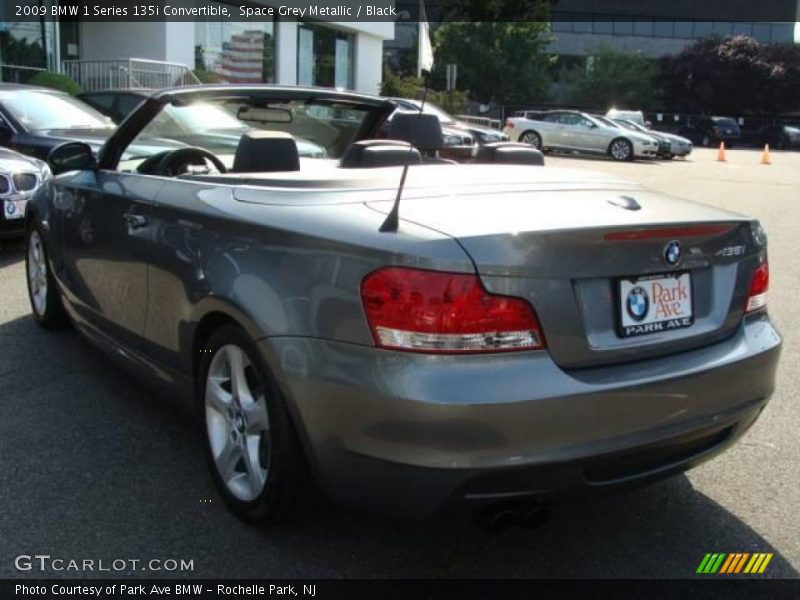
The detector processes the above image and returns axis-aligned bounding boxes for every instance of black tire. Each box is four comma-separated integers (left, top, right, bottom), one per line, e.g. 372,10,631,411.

608,138,634,162
198,324,304,523
25,222,70,329
519,130,542,150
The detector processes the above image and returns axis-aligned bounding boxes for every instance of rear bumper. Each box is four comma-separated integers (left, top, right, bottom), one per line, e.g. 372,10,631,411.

260,316,781,518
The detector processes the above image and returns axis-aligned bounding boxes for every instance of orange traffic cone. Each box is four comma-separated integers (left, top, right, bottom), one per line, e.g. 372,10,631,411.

717,141,726,161
761,144,771,165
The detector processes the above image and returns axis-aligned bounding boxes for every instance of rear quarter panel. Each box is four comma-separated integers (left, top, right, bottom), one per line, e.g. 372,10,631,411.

142,179,474,376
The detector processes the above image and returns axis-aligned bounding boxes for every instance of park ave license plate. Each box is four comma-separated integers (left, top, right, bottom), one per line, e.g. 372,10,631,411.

3,199,27,220
618,272,693,338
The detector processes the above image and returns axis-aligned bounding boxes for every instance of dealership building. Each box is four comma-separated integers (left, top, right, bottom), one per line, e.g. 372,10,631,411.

0,1,393,94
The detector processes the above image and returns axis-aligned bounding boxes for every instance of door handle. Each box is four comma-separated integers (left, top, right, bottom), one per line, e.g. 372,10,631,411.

123,213,148,230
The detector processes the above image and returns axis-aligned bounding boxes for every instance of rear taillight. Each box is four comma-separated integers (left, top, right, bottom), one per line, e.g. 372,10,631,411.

505,120,514,128
745,259,769,313
360,267,545,354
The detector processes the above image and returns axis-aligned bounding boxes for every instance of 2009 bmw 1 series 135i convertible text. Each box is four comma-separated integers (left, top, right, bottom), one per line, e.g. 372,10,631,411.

25,85,781,522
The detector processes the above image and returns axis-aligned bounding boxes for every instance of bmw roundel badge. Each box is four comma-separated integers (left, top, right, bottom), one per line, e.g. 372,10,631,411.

626,286,650,322
664,240,681,266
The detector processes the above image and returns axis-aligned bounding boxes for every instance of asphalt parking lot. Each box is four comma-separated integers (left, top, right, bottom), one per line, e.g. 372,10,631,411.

1,147,797,579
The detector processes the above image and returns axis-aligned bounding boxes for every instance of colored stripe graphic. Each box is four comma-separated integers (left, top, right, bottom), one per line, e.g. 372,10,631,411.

719,554,736,574
698,552,774,574
697,553,727,573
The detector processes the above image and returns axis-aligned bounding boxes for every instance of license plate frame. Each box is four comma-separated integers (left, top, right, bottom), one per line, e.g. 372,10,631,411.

3,199,27,221
616,271,694,338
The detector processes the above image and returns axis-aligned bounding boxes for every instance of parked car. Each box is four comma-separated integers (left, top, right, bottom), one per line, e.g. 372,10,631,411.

594,114,672,159
679,116,741,148
388,98,509,145
27,84,780,523
606,108,647,127
387,97,509,160
77,89,149,124
741,124,800,150
384,99,475,161
0,84,327,161
504,110,661,161
0,83,117,161
0,147,48,240
611,118,694,159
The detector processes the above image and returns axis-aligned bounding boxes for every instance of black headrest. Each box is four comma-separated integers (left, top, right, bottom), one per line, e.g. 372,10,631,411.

232,131,300,173
388,112,443,151
475,142,545,166
340,140,422,168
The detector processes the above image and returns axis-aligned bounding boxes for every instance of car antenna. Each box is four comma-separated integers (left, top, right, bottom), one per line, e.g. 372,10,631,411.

380,4,435,233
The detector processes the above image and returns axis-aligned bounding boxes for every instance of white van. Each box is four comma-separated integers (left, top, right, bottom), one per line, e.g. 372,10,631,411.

606,109,647,127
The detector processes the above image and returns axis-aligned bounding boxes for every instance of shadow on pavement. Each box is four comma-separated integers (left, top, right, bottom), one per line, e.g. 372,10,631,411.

0,313,795,579
0,239,24,268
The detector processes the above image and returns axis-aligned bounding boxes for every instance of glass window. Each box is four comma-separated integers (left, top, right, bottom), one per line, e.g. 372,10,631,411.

752,23,772,42
116,94,147,121
712,22,733,37
195,3,275,83
572,15,592,34
693,21,713,38
560,113,582,126
0,6,58,82
297,24,354,89
543,113,563,123
732,23,753,36
83,93,116,112
613,20,634,36
674,21,694,38
0,90,114,132
119,98,379,171
769,23,795,43
550,12,572,33
593,21,613,35
653,21,674,37
633,19,654,36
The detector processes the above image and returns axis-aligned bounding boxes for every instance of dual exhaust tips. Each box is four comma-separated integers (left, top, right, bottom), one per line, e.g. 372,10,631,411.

475,499,552,534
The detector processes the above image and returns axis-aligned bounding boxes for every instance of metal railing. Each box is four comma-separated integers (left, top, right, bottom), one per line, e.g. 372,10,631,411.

0,64,47,85
457,114,503,130
61,58,201,91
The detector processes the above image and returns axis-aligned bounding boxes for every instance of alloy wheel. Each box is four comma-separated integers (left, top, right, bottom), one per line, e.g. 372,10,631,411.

610,140,632,161
520,131,541,149
205,344,271,502
27,230,48,317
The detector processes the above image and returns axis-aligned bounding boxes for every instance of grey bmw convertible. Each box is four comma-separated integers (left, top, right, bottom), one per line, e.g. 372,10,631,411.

24,85,781,523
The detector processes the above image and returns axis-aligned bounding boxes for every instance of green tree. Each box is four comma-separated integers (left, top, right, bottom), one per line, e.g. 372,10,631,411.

658,35,800,114
563,46,659,110
433,21,553,106
380,68,423,97
28,71,82,95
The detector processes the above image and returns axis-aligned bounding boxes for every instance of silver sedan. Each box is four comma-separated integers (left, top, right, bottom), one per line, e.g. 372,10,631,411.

504,110,661,161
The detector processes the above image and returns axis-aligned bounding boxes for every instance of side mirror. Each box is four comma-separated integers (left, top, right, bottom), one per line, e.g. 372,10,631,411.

48,142,96,175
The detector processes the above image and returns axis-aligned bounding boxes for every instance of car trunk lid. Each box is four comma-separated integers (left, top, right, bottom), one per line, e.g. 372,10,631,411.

367,179,758,368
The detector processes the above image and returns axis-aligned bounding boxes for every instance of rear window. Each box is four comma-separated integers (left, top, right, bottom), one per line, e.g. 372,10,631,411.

713,118,739,128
